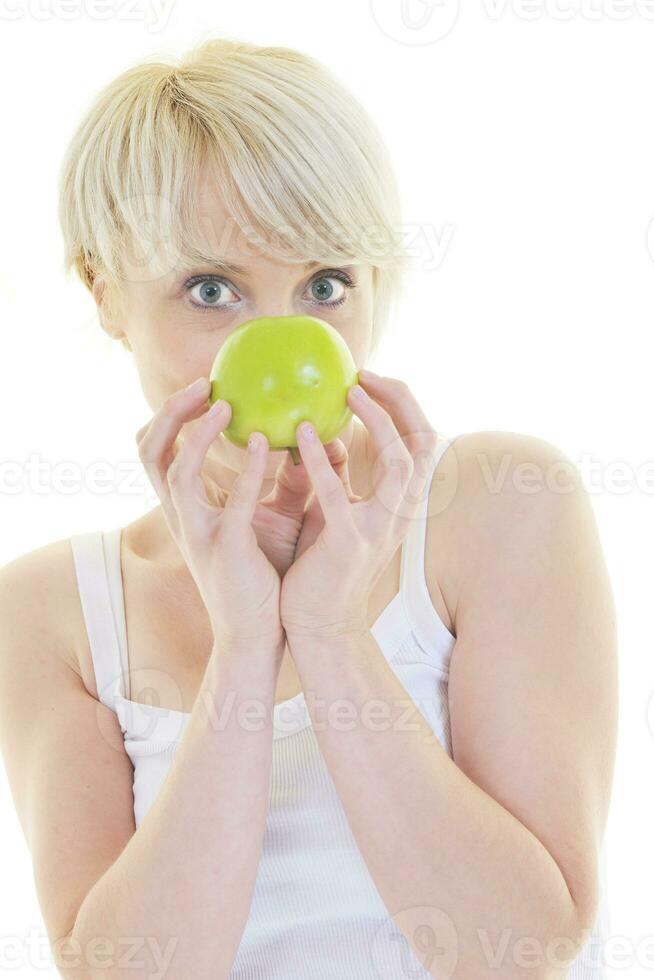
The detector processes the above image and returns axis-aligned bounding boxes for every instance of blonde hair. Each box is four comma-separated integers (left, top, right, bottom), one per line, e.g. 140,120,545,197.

58,36,412,358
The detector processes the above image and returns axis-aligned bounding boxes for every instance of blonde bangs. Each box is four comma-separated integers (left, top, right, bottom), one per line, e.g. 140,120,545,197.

58,37,412,352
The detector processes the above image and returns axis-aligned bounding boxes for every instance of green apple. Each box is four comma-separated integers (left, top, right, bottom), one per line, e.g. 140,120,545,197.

209,315,359,465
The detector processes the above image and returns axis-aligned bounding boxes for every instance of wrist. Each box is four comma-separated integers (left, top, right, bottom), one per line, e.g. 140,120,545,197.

194,653,280,736
207,633,284,683
285,625,370,654
211,629,285,658
281,605,369,648
197,642,282,713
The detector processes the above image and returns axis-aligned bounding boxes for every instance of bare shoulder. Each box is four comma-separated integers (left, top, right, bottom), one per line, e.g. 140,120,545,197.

0,540,137,940
0,511,161,704
425,432,616,931
0,536,88,684
0,537,96,825
425,429,603,634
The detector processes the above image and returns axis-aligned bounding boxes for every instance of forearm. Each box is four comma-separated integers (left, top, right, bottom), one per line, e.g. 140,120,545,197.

61,639,282,980
287,628,592,980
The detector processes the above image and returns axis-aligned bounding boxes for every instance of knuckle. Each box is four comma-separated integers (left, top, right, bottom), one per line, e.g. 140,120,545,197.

390,377,411,395
137,437,155,465
375,403,394,424
161,395,178,419
161,388,193,421
166,458,187,489
138,432,158,465
135,422,150,444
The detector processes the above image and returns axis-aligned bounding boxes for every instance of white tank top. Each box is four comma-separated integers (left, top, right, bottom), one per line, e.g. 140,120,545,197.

69,432,611,978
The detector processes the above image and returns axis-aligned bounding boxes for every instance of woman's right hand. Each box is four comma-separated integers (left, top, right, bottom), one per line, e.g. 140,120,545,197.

135,376,284,653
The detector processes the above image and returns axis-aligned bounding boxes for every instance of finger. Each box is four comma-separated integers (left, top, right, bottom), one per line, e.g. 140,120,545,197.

136,377,211,500
166,399,233,539
135,380,213,447
295,422,351,529
221,431,271,538
352,375,440,516
263,437,357,520
346,382,417,519
353,372,438,461
293,439,362,559
322,438,360,503
294,493,325,561
299,439,359,535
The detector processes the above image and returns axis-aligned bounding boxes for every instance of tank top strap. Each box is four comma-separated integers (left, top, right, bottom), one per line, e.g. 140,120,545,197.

70,527,130,711
399,433,459,664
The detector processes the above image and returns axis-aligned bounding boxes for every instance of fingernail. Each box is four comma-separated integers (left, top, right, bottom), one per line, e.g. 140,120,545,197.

351,384,369,400
208,399,228,416
248,433,259,453
358,369,378,379
298,421,315,440
185,377,208,394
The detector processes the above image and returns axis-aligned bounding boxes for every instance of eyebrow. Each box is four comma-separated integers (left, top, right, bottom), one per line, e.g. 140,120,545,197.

190,258,322,278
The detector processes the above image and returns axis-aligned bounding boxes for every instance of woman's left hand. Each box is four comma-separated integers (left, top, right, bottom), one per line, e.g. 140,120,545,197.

280,372,440,642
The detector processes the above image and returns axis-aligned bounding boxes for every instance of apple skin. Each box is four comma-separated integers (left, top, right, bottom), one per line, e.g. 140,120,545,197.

209,315,359,462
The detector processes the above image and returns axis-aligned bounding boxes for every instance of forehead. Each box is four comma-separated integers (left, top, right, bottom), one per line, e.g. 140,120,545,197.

120,164,372,287
179,169,312,272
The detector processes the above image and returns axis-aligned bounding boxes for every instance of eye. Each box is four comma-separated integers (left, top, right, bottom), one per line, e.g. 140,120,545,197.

186,276,240,310
306,270,357,309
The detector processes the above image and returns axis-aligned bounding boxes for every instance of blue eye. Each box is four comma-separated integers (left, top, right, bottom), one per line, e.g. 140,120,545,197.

187,277,240,310
197,281,219,304
307,271,357,309
311,277,339,302
183,267,357,314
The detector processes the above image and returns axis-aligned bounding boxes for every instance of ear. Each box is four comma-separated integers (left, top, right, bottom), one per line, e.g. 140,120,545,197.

91,276,131,351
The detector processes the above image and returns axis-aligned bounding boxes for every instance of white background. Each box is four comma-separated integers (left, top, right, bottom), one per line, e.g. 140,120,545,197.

1,1,653,977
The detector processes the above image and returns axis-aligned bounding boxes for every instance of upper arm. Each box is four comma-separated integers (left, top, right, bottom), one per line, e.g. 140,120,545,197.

0,542,136,948
432,431,618,931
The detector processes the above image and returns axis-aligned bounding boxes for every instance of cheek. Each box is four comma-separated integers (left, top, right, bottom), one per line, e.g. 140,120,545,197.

336,284,374,357
131,309,222,407
339,319,373,368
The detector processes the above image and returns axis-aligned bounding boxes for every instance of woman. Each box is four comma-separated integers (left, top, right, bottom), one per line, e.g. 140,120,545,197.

0,37,617,979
